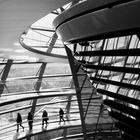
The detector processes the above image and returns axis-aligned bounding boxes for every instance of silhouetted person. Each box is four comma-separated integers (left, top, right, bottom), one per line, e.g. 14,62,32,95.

16,113,24,132
42,110,49,128
27,112,33,131
59,108,65,125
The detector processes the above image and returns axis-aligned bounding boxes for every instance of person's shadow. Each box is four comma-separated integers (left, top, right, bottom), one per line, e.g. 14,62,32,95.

13,132,19,140
42,125,48,131
25,129,32,136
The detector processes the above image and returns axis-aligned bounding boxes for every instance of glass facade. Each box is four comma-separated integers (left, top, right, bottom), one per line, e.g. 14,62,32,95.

0,0,140,140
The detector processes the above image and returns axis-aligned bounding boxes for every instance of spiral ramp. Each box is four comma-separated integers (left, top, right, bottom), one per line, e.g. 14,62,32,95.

0,0,140,140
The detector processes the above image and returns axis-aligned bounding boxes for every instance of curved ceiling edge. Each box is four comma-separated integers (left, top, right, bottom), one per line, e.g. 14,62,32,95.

53,0,132,29
55,0,140,43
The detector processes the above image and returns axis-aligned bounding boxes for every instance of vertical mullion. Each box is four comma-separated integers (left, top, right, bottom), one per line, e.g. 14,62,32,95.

0,59,13,96
31,63,46,115
65,45,88,140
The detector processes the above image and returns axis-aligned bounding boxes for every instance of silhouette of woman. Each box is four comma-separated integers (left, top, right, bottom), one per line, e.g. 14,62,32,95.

59,108,65,125
16,113,24,132
27,112,33,131
42,110,49,128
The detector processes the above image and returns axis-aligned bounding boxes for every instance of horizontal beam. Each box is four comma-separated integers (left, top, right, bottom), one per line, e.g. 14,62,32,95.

116,122,140,139
97,89,140,106
28,45,65,49
0,90,98,107
5,73,81,82
0,92,76,107
2,88,66,97
96,72,120,78
103,99,140,119
0,96,101,115
20,40,68,63
0,61,43,65
121,133,136,140
1,86,94,97
102,58,125,66
85,64,140,74
78,58,99,64
90,77,140,91
110,111,140,131
75,48,140,56
30,26,55,32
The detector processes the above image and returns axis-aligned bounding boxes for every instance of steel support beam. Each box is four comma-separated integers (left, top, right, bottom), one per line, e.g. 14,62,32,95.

92,39,105,87
104,100,140,119
63,127,68,139
110,111,140,132
84,88,97,119
90,77,140,91
121,132,136,140
47,32,58,53
71,0,80,6
85,64,140,74
31,30,58,115
0,91,76,107
75,48,140,56
116,122,139,139
115,36,132,95
94,104,104,139
65,45,88,140
65,95,72,121
65,60,82,121
30,26,55,32
75,60,95,120
0,61,42,65
97,89,140,106
0,59,13,96
30,63,47,115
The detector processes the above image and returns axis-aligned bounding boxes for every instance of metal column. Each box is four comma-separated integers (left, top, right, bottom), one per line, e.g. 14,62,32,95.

30,30,58,115
71,0,80,6
65,45,88,140
30,63,47,115
47,32,58,53
0,59,13,96
65,95,72,121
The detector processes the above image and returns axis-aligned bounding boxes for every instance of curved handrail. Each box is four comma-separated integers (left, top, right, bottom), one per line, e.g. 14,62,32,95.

0,120,116,140
0,115,80,137
0,91,76,107
0,96,101,115
20,39,67,58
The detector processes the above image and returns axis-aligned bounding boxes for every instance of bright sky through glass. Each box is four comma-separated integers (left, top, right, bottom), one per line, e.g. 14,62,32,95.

23,12,66,56
22,2,73,57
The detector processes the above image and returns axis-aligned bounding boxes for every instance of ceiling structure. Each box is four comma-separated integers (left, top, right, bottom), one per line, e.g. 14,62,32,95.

0,0,71,62
53,0,140,139
0,0,140,140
